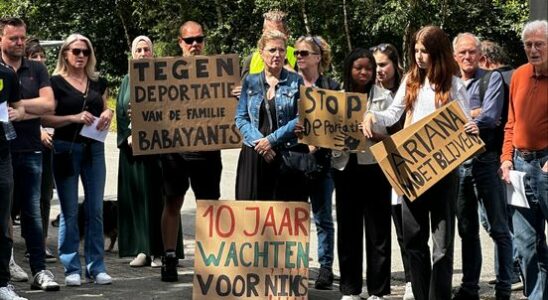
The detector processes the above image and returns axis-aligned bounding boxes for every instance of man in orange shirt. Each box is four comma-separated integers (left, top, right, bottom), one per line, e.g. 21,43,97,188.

500,20,547,300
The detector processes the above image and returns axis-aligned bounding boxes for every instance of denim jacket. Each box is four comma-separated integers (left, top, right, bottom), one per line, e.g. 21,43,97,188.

235,69,302,148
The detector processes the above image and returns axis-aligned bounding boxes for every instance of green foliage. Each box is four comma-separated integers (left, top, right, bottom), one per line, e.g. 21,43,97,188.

2,0,530,97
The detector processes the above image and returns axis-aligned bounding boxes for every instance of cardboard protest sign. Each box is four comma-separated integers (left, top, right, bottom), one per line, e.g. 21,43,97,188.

299,86,368,151
129,55,241,155
371,101,484,201
194,200,310,300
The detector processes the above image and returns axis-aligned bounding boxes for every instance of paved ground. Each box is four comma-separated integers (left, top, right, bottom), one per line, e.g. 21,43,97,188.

9,134,528,299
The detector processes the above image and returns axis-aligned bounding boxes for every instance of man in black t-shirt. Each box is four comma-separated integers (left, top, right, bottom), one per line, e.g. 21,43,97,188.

0,17,58,292
0,62,27,300
160,20,222,282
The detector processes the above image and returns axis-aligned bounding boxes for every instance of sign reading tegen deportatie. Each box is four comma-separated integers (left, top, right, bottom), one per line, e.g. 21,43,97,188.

194,200,310,300
129,55,241,155
371,101,484,201
299,86,368,151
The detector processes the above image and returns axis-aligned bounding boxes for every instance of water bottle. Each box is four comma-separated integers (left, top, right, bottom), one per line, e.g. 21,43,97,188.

2,121,17,140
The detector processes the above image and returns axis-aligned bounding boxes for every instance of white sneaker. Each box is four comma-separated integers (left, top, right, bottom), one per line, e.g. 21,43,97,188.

404,282,415,300
341,295,361,300
65,274,81,286
31,270,60,291
93,272,112,285
367,296,385,300
9,258,28,282
0,285,27,300
129,253,147,267
150,256,162,268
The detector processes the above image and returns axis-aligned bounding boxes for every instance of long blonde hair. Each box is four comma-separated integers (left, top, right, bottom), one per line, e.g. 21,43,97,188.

53,33,99,81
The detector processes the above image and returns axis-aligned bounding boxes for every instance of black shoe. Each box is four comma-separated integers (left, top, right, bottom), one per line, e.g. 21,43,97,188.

488,278,497,285
45,248,57,263
314,268,333,290
161,255,178,282
495,294,510,300
452,288,479,300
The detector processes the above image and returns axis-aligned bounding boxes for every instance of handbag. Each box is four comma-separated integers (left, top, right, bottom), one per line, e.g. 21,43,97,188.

53,80,89,177
281,150,320,174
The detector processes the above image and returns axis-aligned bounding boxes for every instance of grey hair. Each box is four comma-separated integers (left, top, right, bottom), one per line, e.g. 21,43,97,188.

481,40,509,65
452,32,481,53
521,20,548,42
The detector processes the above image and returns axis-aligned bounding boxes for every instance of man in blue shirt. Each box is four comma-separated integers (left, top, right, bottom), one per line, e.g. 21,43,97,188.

452,32,512,300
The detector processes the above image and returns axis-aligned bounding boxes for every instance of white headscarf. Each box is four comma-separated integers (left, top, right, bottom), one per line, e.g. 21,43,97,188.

131,35,153,59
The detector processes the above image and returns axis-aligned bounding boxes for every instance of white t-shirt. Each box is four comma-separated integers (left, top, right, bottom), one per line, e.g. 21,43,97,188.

374,75,470,127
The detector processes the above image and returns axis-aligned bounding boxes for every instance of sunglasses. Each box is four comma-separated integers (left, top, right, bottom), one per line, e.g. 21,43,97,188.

181,36,205,44
69,48,91,57
294,50,318,57
369,43,389,53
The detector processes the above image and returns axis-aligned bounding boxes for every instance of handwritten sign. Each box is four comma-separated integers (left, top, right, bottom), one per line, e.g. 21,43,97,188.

299,86,368,151
371,101,484,201
194,200,310,300
129,55,242,155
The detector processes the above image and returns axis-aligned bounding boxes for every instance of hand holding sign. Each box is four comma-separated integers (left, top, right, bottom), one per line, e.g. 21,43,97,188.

464,121,479,135
362,111,377,139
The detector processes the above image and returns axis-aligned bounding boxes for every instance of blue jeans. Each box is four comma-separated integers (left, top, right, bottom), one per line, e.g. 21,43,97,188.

511,152,547,300
456,151,513,296
308,171,334,270
0,149,13,287
53,140,107,278
12,151,45,275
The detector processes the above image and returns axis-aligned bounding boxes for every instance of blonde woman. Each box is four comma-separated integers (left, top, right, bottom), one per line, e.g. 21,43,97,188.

42,33,113,286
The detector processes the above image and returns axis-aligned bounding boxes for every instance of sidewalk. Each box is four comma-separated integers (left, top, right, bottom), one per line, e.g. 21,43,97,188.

8,134,527,299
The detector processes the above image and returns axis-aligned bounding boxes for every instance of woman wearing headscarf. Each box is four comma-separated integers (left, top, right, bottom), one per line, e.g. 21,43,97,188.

116,36,183,267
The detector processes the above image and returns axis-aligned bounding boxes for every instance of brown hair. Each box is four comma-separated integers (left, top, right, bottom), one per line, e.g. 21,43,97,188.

404,25,458,112
0,18,26,35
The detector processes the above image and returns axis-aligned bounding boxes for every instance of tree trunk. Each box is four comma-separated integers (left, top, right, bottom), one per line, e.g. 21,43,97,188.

115,0,132,51
342,0,352,50
301,0,311,35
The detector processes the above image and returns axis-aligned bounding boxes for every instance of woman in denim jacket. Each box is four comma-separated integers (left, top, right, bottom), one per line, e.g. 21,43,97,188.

235,30,306,201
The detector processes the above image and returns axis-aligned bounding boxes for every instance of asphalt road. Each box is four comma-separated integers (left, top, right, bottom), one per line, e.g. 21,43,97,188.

9,133,527,299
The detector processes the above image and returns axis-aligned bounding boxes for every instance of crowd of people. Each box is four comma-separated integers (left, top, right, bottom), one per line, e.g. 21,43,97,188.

0,10,546,300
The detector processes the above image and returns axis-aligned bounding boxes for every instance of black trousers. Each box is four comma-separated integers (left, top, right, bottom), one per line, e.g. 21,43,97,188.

0,150,13,287
334,155,391,296
402,171,458,300
40,148,54,239
392,203,412,282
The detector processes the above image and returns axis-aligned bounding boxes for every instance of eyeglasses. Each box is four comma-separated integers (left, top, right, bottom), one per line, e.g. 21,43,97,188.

264,47,286,54
69,48,91,57
369,43,389,53
293,50,318,57
300,36,323,55
181,36,205,44
524,41,546,50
